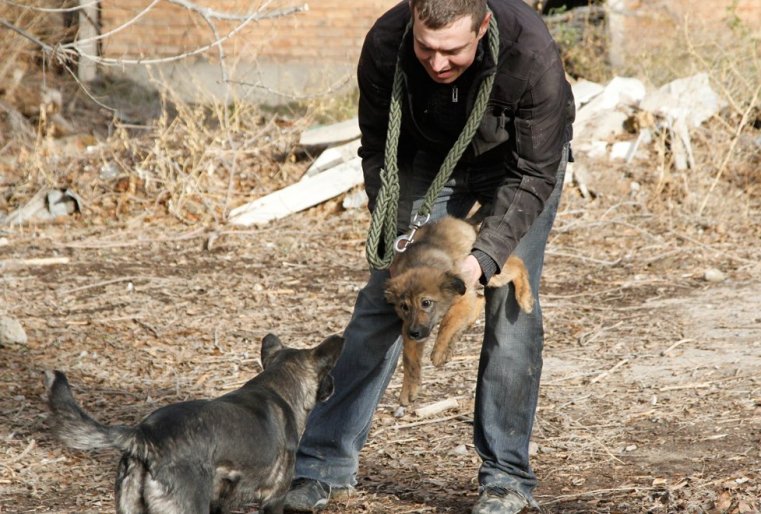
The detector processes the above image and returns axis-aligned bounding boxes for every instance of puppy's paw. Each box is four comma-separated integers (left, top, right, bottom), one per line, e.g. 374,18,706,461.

399,387,411,407
399,382,419,406
430,348,452,367
517,292,534,314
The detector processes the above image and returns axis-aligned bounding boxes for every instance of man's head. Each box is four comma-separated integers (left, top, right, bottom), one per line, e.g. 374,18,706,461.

409,0,491,84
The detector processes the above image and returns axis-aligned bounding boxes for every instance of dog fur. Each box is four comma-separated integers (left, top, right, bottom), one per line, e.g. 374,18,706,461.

385,216,533,405
44,333,344,514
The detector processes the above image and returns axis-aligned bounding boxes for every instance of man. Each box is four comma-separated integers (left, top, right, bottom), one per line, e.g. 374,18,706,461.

285,0,574,512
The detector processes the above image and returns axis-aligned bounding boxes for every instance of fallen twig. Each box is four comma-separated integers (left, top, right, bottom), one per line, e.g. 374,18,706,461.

661,338,695,356
0,256,70,270
590,359,629,384
58,276,144,295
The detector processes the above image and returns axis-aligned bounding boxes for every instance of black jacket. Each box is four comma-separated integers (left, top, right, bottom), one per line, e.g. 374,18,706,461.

357,0,575,274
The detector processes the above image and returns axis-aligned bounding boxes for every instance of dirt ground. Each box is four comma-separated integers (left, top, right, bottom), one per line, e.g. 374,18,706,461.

1,148,760,514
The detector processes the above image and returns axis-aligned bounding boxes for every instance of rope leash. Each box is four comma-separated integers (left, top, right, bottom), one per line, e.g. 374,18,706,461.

365,14,500,269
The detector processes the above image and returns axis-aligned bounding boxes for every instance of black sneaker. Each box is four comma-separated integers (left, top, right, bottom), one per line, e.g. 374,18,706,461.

471,485,533,514
283,478,336,512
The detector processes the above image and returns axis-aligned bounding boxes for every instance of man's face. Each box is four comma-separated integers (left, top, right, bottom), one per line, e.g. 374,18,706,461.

411,8,490,84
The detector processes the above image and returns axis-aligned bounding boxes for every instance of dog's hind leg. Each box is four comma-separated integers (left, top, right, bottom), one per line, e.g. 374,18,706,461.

261,495,285,514
400,336,423,406
139,464,212,514
116,455,147,514
430,290,483,367
487,255,534,313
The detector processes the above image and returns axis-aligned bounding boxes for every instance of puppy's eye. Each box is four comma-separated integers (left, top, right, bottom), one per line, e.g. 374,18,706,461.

401,303,410,312
421,299,433,308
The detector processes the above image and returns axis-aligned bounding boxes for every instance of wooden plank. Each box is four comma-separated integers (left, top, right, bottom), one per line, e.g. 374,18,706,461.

304,138,361,178
299,117,360,147
228,157,363,227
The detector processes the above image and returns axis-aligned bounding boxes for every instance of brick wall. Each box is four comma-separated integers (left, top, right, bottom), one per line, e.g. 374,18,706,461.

100,0,393,64
96,0,761,102
608,0,761,68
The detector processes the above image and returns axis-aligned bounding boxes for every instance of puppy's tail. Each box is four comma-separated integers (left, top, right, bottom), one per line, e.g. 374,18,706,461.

44,370,138,453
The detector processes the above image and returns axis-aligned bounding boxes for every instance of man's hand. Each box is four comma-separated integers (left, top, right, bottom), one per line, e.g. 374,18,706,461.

460,254,482,289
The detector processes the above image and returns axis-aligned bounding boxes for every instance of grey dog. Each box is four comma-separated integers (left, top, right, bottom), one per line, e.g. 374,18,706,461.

44,333,344,514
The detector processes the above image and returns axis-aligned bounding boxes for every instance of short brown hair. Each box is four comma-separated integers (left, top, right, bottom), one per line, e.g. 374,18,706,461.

410,0,488,33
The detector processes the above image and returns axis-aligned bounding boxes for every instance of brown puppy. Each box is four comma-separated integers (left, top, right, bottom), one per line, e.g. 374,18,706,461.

385,216,533,405
44,333,344,514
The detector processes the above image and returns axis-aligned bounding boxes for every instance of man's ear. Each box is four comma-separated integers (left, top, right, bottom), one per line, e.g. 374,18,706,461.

477,11,492,40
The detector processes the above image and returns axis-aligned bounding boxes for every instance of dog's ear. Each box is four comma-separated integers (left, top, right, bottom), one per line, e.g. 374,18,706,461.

261,333,284,368
442,271,467,296
384,277,400,305
313,336,343,402
316,374,335,402
314,335,344,369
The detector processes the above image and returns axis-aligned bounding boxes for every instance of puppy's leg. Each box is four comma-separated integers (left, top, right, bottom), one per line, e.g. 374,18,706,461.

487,255,534,313
431,290,483,367
400,336,423,406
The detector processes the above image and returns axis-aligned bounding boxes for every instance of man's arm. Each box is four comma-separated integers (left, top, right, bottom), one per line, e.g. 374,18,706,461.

472,54,573,280
357,33,393,213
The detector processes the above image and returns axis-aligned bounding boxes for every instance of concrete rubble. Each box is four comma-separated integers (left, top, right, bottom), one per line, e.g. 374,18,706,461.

228,72,724,227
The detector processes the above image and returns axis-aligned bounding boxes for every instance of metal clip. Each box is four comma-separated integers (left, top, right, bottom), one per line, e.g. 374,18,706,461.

393,212,430,253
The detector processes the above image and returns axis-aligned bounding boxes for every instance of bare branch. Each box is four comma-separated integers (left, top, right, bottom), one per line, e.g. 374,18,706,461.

0,0,100,14
0,16,54,52
73,3,308,67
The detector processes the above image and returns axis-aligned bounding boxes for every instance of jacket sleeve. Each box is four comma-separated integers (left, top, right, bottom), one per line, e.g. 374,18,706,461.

357,33,393,213
473,52,573,272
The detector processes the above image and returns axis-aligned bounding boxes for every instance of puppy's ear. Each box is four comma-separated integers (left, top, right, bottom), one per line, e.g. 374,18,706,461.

261,333,284,368
384,278,400,305
314,335,344,369
442,272,467,296
316,374,335,402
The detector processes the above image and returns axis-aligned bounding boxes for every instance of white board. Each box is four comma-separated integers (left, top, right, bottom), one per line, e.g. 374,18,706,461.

228,157,363,227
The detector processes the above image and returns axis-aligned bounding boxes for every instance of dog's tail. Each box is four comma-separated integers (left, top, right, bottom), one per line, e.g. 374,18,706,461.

44,370,138,453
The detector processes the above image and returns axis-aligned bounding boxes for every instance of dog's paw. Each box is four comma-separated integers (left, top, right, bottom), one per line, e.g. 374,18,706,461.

430,348,452,368
517,293,534,314
399,383,419,406
399,387,411,406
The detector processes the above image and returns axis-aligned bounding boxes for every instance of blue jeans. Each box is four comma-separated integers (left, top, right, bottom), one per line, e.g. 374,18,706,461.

294,145,569,503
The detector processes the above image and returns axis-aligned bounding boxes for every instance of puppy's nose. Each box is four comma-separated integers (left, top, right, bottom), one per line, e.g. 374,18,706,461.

408,328,422,339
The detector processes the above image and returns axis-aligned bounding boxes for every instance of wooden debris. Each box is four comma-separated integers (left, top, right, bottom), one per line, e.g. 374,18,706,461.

414,398,459,418
590,358,628,384
0,256,70,270
304,138,361,178
228,157,362,227
298,117,360,147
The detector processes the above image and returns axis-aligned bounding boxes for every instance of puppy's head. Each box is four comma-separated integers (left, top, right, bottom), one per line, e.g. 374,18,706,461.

385,267,466,341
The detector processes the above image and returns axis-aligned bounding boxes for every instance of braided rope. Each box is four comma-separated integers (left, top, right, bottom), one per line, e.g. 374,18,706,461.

366,14,500,269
